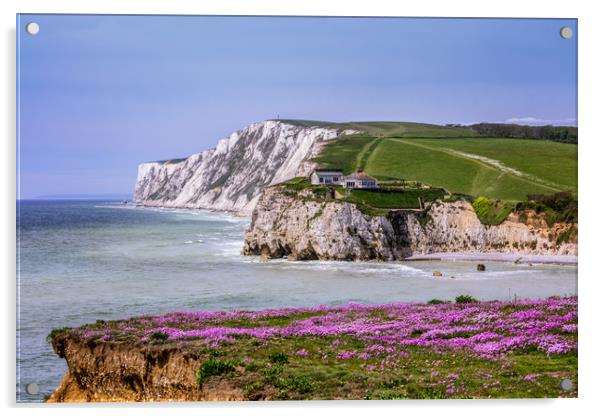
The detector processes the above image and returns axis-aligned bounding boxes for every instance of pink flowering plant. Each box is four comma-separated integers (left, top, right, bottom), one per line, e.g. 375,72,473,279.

49,296,577,399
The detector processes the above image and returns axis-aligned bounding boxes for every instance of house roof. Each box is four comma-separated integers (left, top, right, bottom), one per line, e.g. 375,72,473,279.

345,170,377,181
314,169,343,174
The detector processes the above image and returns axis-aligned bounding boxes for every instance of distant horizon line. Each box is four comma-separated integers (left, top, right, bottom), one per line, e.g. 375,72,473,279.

19,193,133,201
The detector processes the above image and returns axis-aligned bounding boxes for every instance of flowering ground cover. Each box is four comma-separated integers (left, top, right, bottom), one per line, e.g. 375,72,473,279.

49,296,577,399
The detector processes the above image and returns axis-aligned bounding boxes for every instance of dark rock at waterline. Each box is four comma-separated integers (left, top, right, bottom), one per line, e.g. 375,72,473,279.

477,264,486,272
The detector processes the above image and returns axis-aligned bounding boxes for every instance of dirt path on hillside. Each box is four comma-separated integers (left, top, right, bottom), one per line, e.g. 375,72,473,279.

388,138,563,193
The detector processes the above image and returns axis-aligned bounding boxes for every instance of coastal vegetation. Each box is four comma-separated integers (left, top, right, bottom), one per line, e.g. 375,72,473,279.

307,121,577,225
309,120,576,202
471,197,517,226
282,177,446,215
282,175,577,229
468,123,577,144
362,138,576,201
346,188,445,210
49,296,577,400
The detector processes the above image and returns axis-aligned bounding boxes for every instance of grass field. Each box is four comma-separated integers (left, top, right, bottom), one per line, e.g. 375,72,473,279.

315,132,576,201
366,138,576,200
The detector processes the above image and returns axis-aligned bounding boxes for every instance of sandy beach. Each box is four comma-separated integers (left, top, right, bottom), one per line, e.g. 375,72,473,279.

404,252,577,266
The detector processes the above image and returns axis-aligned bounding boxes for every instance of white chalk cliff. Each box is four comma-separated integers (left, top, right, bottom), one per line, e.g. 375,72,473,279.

243,186,578,260
133,121,357,214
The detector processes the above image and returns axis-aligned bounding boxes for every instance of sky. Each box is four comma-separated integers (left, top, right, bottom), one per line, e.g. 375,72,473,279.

17,15,577,199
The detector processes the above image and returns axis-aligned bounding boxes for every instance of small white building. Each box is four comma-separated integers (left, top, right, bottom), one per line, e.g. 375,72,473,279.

343,170,379,189
310,169,343,186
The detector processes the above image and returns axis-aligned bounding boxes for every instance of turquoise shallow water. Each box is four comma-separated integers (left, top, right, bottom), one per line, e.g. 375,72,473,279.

16,200,577,402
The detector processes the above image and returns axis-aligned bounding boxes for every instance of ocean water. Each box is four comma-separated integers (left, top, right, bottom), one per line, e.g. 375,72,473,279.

16,200,577,402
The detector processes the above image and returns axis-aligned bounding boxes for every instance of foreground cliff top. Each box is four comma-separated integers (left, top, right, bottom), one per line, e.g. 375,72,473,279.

49,296,577,401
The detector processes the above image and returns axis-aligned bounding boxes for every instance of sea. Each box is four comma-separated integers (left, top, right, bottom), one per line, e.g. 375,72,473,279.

16,200,578,402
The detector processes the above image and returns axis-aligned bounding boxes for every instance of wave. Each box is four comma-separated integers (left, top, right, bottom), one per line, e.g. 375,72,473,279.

261,260,430,276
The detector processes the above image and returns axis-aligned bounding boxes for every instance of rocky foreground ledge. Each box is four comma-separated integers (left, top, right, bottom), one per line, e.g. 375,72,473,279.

48,296,577,401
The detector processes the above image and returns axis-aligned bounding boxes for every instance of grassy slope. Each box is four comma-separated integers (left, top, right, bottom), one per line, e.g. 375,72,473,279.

308,119,576,201
315,134,577,200
365,138,576,200
402,138,577,191
313,134,376,174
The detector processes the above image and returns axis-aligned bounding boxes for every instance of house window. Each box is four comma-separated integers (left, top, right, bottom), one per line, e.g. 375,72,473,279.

346,181,355,188
319,177,324,183
333,177,339,182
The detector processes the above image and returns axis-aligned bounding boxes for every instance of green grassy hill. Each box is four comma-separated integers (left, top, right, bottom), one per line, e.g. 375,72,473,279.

307,121,577,201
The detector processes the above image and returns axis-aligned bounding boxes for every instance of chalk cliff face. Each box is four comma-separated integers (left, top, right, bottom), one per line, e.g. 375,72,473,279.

133,121,356,215
242,186,578,260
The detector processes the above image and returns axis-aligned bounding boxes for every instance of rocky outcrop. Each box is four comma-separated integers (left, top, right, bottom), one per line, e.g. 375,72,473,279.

47,334,244,402
242,186,578,260
133,121,357,215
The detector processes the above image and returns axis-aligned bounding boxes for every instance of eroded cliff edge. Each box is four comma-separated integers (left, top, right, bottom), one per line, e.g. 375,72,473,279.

133,120,357,215
47,334,245,402
242,186,578,261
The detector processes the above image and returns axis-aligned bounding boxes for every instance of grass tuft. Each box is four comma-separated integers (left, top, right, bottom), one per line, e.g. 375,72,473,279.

196,358,237,385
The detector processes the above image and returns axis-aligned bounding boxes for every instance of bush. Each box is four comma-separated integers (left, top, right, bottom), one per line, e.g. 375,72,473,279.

472,196,516,225
274,374,316,395
268,352,289,365
286,375,316,394
427,299,446,305
46,327,71,342
196,358,236,385
525,192,577,224
149,332,169,343
455,295,478,304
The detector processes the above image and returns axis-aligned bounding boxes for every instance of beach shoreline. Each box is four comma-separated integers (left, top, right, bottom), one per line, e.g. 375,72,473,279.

404,252,577,266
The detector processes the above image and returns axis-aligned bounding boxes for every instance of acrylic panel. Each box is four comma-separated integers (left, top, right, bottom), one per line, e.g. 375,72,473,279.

16,14,578,402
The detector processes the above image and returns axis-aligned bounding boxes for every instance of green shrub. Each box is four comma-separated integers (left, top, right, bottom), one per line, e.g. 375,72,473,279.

286,375,316,394
526,191,577,224
196,359,236,385
268,352,289,365
556,225,578,246
149,332,169,343
274,374,316,395
427,299,446,305
46,327,71,342
455,295,478,304
471,196,516,225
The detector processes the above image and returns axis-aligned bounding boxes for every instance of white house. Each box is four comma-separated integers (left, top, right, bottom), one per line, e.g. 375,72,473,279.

343,170,379,189
310,169,344,185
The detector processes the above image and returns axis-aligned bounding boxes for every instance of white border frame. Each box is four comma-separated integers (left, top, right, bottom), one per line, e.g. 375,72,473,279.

3,1,600,415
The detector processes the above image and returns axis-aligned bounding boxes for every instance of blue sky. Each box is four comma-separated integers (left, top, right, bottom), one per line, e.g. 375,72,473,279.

17,15,577,198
